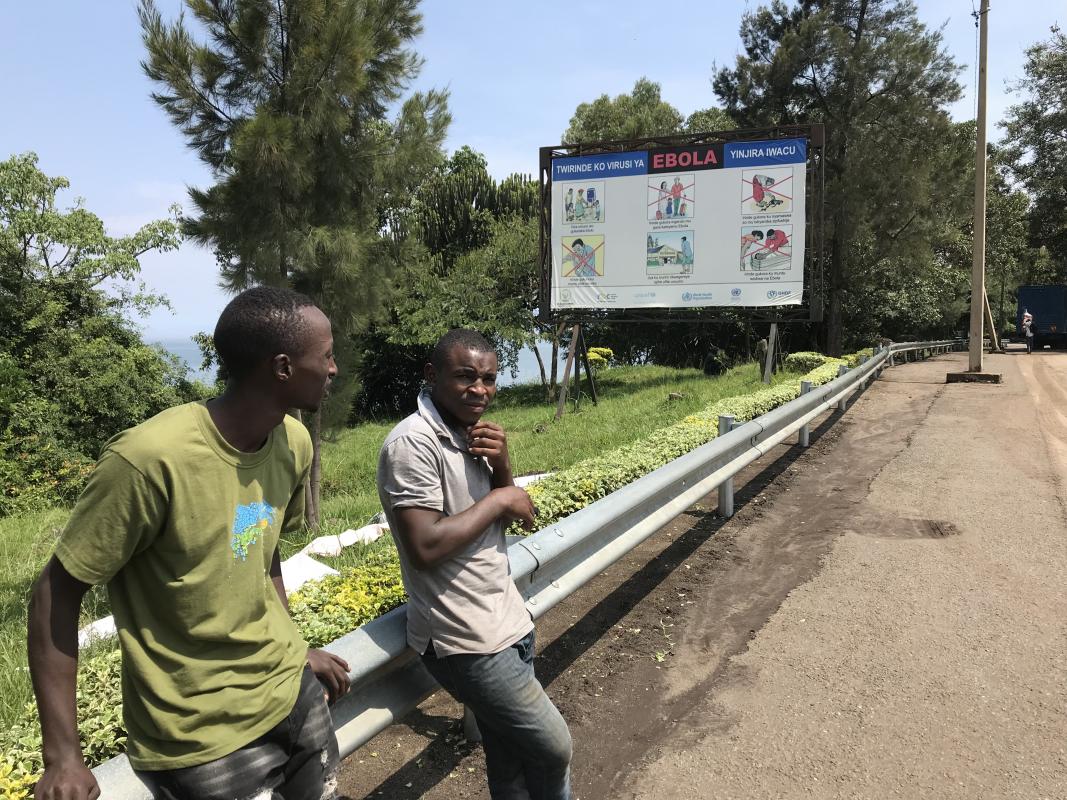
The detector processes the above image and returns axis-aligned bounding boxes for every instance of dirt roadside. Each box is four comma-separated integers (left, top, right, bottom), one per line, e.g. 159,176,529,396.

336,350,1066,799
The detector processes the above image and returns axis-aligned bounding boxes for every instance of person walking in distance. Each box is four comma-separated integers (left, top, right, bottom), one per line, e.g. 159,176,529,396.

28,287,350,800
377,329,572,800
1023,310,1034,353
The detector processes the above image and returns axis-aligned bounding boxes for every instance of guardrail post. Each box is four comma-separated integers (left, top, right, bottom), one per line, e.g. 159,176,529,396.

837,365,849,410
799,381,813,447
717,415,735,518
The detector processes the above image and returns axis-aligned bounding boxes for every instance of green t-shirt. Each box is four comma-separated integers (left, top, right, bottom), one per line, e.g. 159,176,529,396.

55,401,312,770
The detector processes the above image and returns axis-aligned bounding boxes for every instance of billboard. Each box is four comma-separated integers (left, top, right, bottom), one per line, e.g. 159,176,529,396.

548,136,808,311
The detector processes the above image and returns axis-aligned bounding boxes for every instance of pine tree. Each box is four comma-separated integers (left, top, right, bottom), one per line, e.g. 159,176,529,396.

140,0,450,526
714,0,964,353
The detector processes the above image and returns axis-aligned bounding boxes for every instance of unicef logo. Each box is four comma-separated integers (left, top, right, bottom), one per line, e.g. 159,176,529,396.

682,292,693,301
767,290,778,299
731,288,742,298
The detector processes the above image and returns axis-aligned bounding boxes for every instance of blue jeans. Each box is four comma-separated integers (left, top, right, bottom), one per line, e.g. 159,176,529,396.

422,630,572,800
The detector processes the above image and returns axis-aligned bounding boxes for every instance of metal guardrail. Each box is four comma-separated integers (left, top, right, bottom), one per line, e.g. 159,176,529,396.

92,340,961,797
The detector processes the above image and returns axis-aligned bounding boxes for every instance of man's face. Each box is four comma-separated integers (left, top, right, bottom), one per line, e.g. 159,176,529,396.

425,346,498,427
284,306,337,413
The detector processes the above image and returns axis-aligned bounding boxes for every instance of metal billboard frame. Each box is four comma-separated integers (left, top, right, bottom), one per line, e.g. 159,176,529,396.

538,124,825,325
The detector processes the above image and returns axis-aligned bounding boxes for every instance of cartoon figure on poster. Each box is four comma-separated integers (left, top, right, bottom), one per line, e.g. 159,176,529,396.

561,235,605,277
564,181,605,223
647,230,694,276
741,167,793,214
740,225,792,271
647,174,695,221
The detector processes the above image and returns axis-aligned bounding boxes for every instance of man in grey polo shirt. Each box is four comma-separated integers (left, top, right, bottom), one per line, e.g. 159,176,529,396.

377,328,572,800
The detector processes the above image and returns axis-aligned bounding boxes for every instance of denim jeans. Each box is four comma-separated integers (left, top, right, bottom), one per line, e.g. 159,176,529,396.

422,630,572,800
134,666,338,800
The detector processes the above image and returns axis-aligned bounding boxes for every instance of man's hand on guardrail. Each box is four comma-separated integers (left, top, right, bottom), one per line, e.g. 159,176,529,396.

494,486,536,531
34,759,100,800
308,649,350,704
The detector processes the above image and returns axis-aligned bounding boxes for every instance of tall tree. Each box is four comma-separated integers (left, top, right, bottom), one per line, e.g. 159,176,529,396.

0,153,187,514
389,148,546,387
562,78,684,143
714,0,964,353
140,0,449,527
1001,26,1067,273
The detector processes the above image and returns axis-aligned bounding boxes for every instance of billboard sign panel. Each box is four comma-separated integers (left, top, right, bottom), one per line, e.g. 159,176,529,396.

549,137,807,310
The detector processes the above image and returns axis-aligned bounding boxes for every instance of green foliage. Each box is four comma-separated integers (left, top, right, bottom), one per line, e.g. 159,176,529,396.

0,647,124,793
392,215,539,359
140,0,450,309
563,77,684,143
715,0,966,353
518,357,846,530
0,154,189,514
288,547,407,648
783,351,831,373
380,149,542,399
1001,26,1067,271
684,107,735,134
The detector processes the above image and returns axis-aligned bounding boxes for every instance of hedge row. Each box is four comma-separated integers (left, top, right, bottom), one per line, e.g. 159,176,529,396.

0,352,856,793
519,354,846,529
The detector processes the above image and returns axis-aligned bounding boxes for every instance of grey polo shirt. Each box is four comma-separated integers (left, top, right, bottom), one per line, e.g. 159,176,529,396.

377,390,533,656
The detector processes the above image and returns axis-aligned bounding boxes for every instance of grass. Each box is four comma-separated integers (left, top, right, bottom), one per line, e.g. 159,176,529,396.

0,509,113,727
1,361,797,727
310,363,790,544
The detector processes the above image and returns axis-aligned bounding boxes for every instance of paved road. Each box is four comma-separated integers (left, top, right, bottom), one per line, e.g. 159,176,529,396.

629,349,1067,799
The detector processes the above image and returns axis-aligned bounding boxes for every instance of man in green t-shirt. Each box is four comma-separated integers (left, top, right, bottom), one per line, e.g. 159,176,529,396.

28,287,351,800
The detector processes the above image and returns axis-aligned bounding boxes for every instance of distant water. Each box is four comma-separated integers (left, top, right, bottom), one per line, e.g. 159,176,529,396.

499,344,566,387
150,338,562,388
152,338,215,382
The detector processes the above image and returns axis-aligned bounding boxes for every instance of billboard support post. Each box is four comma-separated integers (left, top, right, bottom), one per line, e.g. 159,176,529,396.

578,326,599,405
554,324,581,421
762,323,779,384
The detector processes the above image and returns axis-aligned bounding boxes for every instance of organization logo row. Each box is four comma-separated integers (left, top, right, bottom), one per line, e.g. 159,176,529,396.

555,287,798,306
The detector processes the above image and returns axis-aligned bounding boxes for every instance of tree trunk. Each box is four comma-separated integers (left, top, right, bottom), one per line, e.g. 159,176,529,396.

826,219,846,357
306,409,322,531
532,342,548,388
548,322,565,402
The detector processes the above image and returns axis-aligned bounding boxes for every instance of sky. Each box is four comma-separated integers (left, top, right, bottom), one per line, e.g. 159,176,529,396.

1,0,1062,343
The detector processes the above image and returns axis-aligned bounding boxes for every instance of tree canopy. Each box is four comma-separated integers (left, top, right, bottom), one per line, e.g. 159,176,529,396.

1001,26,1067,274
140,0,450,525
715,0,966,352
0,153,194,515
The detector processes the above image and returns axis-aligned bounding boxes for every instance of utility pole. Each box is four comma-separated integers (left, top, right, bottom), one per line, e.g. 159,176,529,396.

968,0,990,372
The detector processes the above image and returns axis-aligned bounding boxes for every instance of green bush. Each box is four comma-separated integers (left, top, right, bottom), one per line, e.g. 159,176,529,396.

520,358,844,529
288,548,407,648
0,647,123,796
0,397,95,517
842,347,875,367
783,351,832,373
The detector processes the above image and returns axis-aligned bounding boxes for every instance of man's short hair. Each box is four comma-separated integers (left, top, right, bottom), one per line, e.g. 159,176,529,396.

214,286,317,380
431,329,495,370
